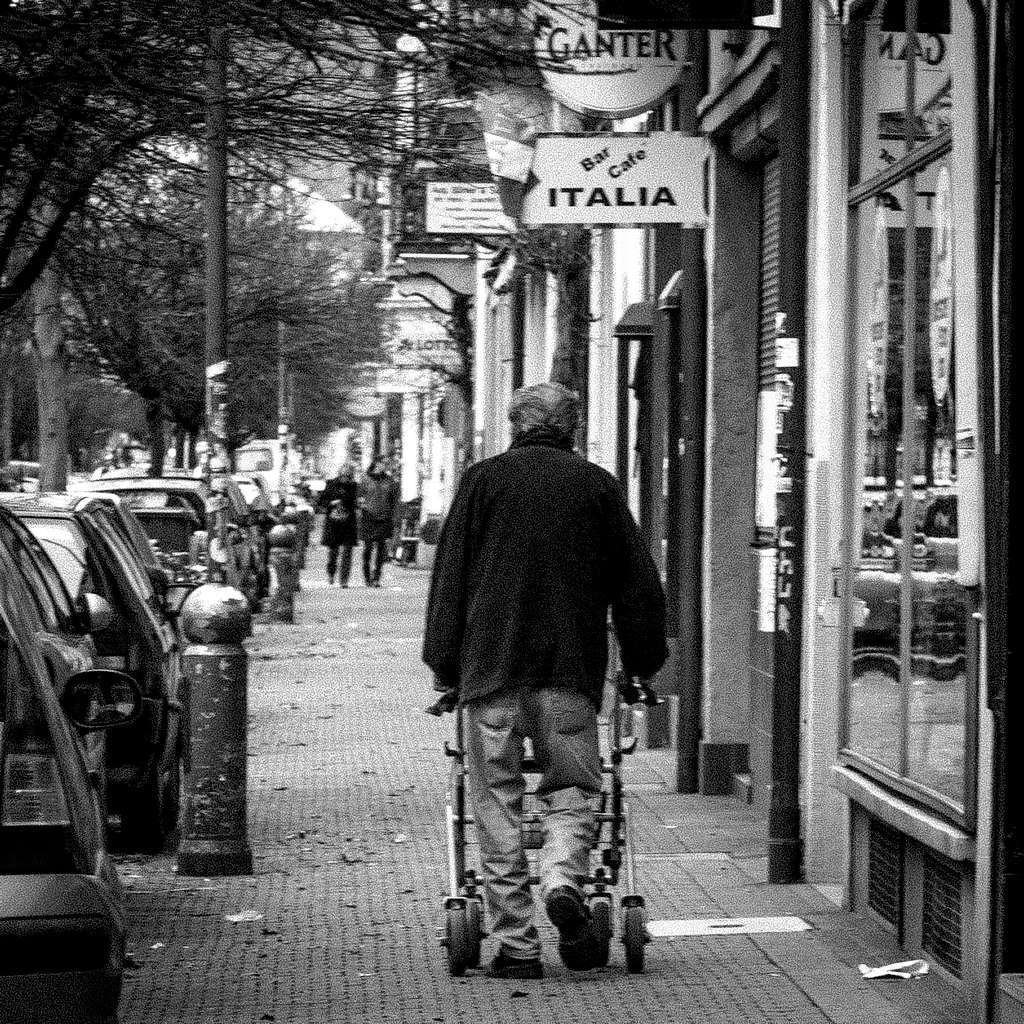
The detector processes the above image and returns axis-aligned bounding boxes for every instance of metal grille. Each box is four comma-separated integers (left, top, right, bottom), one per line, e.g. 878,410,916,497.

922,852,963,977
867,819,904,931
758,156,781,389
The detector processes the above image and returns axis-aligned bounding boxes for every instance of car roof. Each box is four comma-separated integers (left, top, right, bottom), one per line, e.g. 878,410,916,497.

73,475,206,493
0,493,76,519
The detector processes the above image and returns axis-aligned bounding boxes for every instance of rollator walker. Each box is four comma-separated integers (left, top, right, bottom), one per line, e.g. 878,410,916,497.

428,668,662,976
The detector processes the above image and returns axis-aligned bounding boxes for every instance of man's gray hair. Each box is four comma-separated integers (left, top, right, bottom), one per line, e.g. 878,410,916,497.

508,382,580,439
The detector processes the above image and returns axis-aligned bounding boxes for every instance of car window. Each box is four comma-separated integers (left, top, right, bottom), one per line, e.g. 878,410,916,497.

15,522,79,626
20,516,92,602
0,517,61,629
90,509,155,599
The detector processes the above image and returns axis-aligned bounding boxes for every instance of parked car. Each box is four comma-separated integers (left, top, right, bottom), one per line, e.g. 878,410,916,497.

1,534,143,1024
3,495,189,850
71,474,262,606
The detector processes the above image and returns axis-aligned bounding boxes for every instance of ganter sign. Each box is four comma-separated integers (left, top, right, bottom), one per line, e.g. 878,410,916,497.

520,133,707,227
532,0,687,118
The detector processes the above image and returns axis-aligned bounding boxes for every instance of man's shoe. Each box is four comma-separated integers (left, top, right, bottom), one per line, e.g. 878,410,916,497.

546,886,602,971
484,950,544,980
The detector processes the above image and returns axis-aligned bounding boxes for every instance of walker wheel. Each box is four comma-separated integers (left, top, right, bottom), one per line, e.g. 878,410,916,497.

623,905,647,973
466,898,484,969
590,897,612,968
445,905,474,976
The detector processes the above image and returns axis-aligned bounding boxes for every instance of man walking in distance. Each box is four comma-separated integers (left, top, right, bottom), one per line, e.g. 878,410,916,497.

316,464,358,586
359,456,399,588
423,382,668,979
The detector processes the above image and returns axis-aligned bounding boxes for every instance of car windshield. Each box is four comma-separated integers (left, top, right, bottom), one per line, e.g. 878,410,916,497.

20,517,89,598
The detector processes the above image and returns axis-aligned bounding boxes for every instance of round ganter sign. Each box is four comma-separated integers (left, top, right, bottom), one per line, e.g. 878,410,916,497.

531,1,687,118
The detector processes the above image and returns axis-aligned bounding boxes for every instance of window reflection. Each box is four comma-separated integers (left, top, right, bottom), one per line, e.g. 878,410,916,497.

852,0,952,184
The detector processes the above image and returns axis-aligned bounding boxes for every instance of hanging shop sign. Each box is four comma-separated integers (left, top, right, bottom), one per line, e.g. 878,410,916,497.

531,1,687,118
520,132,707,227
929,165,954,405
867,205,889,418
425,182,507,235
475,85,552,222
531,1,780,117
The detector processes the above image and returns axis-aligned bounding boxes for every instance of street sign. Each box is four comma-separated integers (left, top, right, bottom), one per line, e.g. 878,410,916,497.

425,182,508,235
520,133,707,227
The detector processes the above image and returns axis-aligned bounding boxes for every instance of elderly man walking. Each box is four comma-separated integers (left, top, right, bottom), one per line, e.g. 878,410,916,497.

423,382,667,980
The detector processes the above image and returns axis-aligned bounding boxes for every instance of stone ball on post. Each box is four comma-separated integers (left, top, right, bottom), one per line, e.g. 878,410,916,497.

268,523,297,549
179,583,252,645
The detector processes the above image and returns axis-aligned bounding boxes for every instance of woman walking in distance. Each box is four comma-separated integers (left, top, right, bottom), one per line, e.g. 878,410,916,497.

317,465,358,586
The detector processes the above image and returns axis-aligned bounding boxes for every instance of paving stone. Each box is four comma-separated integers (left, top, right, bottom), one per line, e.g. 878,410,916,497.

118,547,967,1024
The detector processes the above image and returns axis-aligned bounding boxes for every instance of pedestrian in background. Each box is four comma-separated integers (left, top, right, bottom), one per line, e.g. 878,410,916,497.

423,381,668,980
317,464,358,586
359,457,399,588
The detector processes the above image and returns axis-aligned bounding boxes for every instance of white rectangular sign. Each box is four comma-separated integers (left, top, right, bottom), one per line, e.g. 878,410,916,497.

425,182,507,235
521,133,707,227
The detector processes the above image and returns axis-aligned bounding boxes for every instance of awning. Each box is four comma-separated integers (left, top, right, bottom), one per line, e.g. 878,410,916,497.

614,301,655,339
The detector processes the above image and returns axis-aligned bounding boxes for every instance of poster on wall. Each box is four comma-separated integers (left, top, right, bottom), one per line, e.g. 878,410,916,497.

520,132,707,227
425,182,508,235
929,165,954,405
867,204,889,419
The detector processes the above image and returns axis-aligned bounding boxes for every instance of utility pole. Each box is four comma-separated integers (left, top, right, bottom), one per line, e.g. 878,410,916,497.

204,20,231,577
767,0,811,884
277,322,289,503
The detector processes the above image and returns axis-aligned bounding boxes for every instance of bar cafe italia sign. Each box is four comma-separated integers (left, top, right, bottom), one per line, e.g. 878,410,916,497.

521,132,707,227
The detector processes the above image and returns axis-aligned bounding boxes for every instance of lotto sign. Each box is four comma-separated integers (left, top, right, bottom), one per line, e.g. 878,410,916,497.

520,133,707,227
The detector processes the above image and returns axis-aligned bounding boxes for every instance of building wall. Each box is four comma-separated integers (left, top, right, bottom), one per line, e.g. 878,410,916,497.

700,147,760,783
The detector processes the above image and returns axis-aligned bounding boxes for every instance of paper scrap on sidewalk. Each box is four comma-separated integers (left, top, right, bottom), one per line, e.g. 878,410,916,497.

647,916,811,938
224,910,264,923
393,833,408,844
858,959,929,980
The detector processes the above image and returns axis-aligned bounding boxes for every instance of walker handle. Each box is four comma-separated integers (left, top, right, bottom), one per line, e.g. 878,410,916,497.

617,672,663,707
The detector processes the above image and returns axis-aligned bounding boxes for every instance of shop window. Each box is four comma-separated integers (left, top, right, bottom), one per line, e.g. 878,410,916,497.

843,0,973,822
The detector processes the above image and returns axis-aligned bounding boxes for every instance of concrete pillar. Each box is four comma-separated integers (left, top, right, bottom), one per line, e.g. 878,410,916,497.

700,149,760,795
401,391,419,501
267,524,298,623
177,583,253,876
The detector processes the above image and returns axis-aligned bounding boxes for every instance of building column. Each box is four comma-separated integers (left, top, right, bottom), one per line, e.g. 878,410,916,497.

701,149,760,795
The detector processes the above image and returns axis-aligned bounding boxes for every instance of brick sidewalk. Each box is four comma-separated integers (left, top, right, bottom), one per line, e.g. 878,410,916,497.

117,549,967,1024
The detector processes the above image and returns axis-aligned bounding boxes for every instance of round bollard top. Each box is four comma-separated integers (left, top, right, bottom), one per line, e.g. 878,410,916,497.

280,506,300,525
268,523,296,549
179,583,252,644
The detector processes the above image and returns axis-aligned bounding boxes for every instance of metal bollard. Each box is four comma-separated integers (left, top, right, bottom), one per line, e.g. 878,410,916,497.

177,583,253,876
267,523,298,622
281,506,305,574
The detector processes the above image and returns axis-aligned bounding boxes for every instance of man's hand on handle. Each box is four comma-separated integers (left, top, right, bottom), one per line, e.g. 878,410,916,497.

425,672,459,715
616,671,663,707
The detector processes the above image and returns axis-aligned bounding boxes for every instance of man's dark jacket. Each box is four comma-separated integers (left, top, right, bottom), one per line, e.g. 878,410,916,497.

423,432,669,706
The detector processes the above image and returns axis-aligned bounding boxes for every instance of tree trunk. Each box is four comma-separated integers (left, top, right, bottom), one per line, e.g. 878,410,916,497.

1,321,15,465
32,266,69,491
548,227,591,453
147,400,166,477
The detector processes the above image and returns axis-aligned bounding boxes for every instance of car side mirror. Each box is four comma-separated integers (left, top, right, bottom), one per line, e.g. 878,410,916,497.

82,592,114,633
62,669,143,731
